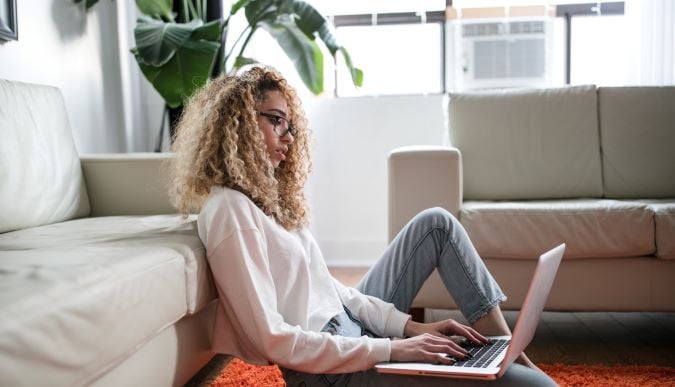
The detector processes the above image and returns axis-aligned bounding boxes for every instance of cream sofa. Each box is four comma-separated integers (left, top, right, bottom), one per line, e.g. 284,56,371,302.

389,85,675,313
0,79,217,386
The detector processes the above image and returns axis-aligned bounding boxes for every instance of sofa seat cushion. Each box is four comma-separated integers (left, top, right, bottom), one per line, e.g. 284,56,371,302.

0,239,184,386
0,215,214,387
0,215,213,314
459,199,654,259
636,200,675,259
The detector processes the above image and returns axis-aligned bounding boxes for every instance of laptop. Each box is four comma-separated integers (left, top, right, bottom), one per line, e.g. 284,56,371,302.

375,243,565,380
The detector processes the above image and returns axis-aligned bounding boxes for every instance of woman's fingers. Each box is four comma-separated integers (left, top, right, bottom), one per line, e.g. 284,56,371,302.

448,320,490,344
429,351,456,365
461,327,490,344
391,333,473,363
420,334,470,359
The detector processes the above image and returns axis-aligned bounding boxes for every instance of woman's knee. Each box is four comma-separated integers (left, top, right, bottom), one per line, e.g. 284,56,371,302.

413,207,458,230
500,364,558,386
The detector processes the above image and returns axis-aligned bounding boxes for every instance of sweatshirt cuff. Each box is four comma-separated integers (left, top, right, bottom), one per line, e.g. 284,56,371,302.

384,309,412,338
371,338,393,364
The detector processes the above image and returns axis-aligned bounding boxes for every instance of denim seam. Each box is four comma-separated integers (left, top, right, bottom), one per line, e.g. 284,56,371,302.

443,226,492,308
439,223,507,324
387,226,440,311
443,226,507,324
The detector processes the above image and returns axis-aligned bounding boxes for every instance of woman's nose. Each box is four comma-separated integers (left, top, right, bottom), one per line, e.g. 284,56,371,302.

281,131,294,144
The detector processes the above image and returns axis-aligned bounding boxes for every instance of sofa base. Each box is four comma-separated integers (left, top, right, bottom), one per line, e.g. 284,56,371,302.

412,257,675,312
90,301,216,387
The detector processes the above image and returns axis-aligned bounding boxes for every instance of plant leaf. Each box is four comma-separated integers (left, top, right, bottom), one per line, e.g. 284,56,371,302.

338,47,363,87
284,0,362,89
192,19,222,41
260,19,323,94
316,22,339,55
134,18,201,66
230,0,253,16
233,55,260,70
316,22,362,87
133,36,221,108
288,0,324,39
136,0,173,20
245,0,276,25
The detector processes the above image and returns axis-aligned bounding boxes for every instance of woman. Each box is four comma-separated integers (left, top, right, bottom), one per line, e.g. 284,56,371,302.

170,67,556,386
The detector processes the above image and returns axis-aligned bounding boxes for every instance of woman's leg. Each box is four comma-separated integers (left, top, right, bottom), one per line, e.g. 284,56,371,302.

356,207,505,325
355,207,538,368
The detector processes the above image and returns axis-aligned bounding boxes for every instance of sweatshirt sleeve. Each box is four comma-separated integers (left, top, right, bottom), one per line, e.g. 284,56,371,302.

332,278,411,339
208,228,393,374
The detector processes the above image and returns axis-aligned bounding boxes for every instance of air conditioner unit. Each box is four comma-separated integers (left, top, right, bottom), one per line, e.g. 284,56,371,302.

452,18,554,90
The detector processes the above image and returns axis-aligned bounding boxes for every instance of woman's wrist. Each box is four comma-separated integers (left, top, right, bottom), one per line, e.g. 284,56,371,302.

403,319,424,337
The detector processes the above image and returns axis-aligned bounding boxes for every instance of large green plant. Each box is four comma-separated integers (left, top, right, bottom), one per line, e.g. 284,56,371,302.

130,0,363,109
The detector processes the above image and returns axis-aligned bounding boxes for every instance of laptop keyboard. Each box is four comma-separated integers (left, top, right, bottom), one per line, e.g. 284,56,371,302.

450,338,510,368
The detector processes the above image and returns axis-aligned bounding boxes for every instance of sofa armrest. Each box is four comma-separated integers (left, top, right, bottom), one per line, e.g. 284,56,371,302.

80,153,176,216
388,146,462,241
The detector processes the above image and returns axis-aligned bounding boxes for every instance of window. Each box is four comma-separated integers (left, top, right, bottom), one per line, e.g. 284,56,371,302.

321,1,637,96
335,21,444,96
556,2,627,85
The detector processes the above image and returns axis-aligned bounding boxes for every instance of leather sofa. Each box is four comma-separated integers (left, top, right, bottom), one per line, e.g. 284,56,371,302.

0,79,217,386
389,85,675,313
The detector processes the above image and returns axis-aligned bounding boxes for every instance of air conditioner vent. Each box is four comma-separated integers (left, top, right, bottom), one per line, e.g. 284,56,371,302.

462,20,546,37
509,20,545,34
462,22,504,37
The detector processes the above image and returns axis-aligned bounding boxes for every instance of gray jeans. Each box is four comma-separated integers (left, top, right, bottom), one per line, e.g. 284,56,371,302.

282,208,557,386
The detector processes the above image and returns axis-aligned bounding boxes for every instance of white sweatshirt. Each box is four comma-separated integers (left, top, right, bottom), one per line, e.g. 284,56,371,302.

197,187,411,374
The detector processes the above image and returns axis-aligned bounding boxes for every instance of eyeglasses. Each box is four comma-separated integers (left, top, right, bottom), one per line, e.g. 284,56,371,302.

257,111,297,137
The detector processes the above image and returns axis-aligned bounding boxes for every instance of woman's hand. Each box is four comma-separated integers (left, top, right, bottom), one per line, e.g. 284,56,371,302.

404,319,489,346
388,319,490,364
390,333,468,364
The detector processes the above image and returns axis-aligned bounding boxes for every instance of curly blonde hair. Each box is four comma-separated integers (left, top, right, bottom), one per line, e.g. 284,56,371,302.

169,67,311,230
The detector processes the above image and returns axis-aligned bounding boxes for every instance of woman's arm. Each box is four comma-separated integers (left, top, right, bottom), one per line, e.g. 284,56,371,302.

331,278,487,362
209,229,392,373
331,277,410,338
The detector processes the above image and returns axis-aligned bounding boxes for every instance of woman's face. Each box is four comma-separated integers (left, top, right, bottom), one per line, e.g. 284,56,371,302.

256,90,295,168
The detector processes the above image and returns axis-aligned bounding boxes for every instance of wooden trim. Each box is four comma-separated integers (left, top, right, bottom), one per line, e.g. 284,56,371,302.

447,5,554,20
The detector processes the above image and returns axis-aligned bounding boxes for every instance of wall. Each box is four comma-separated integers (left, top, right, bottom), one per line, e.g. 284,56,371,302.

305,94,447,266
0,2,447,266
0,0,127,154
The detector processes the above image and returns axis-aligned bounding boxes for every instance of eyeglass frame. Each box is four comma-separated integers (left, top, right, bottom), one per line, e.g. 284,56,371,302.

256,111,297,138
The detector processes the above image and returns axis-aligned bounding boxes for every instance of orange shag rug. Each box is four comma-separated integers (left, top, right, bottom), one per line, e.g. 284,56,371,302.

209,359,675,387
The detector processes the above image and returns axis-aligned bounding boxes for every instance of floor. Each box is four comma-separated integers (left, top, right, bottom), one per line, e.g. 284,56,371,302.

186,267,675,386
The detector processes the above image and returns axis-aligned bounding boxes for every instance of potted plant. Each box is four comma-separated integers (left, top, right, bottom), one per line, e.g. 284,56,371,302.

129,0,363,146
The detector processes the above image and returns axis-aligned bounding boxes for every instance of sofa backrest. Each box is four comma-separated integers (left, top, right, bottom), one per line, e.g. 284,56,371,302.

599,86,675,198
448,84,603,200
0,79,90,233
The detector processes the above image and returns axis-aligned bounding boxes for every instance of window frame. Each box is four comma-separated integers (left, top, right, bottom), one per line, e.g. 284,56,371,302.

329,2,625,96
332,11,447,96
556,2,625,84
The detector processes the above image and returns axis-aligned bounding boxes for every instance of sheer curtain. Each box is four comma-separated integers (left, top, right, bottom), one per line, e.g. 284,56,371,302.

624,0,675,85
114,0,161,152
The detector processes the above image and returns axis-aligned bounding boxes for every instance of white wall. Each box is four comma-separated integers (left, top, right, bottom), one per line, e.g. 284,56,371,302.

305,94,447,266
0,0,127,154
0,2,447,266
